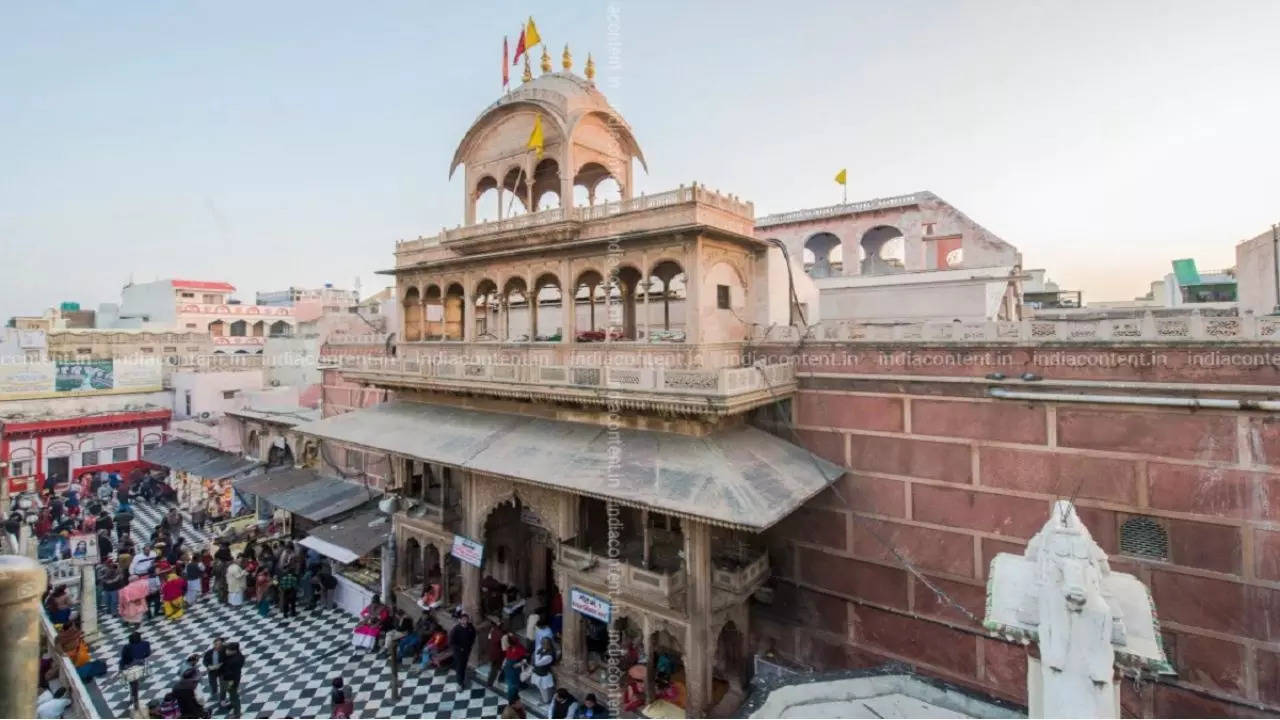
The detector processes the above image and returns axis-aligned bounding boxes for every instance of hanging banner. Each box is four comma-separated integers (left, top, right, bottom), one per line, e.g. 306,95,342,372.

570,588,612,623
450,533,484,568
55,359,114,392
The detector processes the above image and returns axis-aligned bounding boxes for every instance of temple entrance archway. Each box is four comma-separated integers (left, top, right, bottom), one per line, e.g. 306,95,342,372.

480,497,556,625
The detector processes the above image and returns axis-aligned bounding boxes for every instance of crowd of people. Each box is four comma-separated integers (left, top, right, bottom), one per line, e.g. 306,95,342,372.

14,468,342,719
17,469,628,718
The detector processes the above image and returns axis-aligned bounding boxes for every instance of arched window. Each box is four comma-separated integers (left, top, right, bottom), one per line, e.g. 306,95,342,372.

860,225,906,275
403,287,422,342
804,233,843,278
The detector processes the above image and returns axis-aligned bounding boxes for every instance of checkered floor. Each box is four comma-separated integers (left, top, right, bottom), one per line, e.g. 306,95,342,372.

126,499,214,550
90,501,507,719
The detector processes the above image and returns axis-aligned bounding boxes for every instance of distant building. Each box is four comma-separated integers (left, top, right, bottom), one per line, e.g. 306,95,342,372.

1235,226,1279,315
97,278,296,353
756,192,1023,322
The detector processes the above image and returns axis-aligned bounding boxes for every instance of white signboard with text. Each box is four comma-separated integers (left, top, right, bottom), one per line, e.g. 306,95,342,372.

450,534,484,568
570,588,611,623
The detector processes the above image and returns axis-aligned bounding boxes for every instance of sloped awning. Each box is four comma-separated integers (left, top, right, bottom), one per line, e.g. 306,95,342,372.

233,466,377,522
143,440,260,480
299,510,391,564
291,400,844,531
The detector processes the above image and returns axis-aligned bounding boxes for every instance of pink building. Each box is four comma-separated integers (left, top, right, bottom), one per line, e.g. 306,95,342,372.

97,278,297,353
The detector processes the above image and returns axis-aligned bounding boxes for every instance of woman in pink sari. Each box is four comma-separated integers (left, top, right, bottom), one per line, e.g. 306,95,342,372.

118,577,151,625
351,594,387,650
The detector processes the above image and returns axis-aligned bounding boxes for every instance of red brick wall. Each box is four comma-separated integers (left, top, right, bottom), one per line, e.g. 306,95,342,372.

758,344,1280,716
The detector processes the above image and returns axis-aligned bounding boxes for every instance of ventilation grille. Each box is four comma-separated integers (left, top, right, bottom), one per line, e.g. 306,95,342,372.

1120,515,1169,561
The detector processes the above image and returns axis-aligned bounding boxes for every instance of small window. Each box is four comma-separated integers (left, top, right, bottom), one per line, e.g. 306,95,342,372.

185,324,198,330
143,443,160,453
181,292,195,298
163,346,177,353
222,390,238,400
202,294,219,304
716,284,731,309
76,347,92,355
112,447,129,462
81,450,99,467
11,459,31,476
1120,516,1169,561
140,347,154,353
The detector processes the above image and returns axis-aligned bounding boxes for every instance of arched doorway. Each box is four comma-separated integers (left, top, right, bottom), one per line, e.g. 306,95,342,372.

711,621,748,713
473,279,499,340
573,270,605,341
403,537,424,588
615,266,643,340
803,232,843,278
474,175,500,223
532,273,563,341
480,497,556,627
647,261,686,342
860,225,906,275
424,285,443,340
246,430,260,459
403,287,422,341
502,277,529,342
444,283,465,340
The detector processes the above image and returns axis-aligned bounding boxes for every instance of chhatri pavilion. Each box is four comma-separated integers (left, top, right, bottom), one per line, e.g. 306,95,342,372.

292,46,840,718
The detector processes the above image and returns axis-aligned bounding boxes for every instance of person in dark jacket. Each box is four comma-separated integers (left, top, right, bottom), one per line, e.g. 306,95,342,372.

201,638,225,704
448,613,477,689
173,668,205,718
218,642,244,717
550,688,578,719
118,631,151,711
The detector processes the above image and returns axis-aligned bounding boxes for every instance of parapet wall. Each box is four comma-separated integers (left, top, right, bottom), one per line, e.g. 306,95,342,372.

758,340,1280,717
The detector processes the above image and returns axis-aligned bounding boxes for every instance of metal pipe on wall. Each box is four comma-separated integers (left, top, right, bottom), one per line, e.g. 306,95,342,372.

988,386,1280,411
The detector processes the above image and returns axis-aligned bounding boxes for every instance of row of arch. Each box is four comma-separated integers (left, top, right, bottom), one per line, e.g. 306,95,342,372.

403,260,690,342
471,158,623,223
208,319,292,337
800,224,911,279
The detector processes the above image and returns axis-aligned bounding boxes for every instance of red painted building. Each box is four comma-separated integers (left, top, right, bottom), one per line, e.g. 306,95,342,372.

1,408,171,495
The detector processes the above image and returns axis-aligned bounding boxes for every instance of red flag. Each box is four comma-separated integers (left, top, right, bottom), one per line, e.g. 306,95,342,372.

502,36,509,88
512,27,526,65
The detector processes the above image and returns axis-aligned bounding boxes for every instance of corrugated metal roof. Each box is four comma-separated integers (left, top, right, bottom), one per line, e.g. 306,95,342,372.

291,401,843,531
304,510,391,561
234,467,323,497
142,440,260,480
262,472,377,522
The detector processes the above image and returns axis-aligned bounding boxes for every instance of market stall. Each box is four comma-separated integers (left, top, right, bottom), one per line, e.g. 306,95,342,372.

142,439,260,520
298,510,391,615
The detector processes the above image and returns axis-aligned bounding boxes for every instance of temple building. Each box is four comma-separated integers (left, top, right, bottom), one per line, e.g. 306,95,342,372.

291,61,841,717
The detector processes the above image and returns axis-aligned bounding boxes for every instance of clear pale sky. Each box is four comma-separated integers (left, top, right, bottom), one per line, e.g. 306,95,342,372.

3,0,1278,318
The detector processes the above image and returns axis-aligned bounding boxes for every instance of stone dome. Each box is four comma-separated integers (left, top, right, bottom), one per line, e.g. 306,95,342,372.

449,72,647,178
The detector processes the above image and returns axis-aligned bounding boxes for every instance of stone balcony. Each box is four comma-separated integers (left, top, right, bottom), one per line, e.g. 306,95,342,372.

557,542,688,609
394,183,756,266
332,347,795,416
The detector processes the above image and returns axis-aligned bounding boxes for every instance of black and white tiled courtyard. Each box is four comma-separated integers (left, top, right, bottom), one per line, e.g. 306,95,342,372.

88,500,507,718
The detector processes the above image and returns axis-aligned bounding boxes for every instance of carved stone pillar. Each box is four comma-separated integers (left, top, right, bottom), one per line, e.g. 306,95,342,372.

558,573,582,672
461,473,482,619
683,520,712,718
560,259,574,344
0,556,46,719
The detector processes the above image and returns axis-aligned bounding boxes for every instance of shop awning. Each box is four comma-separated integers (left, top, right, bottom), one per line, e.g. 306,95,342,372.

234,467,321,498
299,510,391,564
143,439,260,481
233,467,377,522
291,400,844,531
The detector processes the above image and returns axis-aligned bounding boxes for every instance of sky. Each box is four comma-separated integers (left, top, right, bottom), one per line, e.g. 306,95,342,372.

3,0,1279,319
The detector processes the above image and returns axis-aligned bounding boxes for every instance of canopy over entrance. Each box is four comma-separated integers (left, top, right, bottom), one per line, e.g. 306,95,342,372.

291,400,842,531
143,439,260,480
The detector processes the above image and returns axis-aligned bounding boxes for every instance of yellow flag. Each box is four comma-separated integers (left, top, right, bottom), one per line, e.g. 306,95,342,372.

527,114,544,159
526,17,542,49
834,168,847,185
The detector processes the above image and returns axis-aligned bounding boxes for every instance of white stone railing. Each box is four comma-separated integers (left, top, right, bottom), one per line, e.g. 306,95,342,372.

334,354,795,397
712,551,770,595
754,313,1280,343
395,183,756,261
755,192,931,228
40,613,100,718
